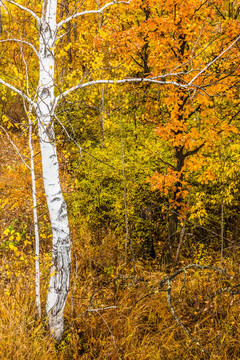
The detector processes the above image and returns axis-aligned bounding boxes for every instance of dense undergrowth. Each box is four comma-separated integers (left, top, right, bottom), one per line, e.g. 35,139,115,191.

1,128,240,359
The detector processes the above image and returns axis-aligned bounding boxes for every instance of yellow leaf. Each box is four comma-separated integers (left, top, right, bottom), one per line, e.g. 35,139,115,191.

3,228,10,236
16,233,21,241
24,240,31,246
9,244,17,252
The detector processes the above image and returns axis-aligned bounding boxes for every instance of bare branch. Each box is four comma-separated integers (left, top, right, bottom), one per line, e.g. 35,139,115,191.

0,39,39,58
3,0,40,25
0,125,31,170
0,78,36,107
166,279,209,357
55,78,188,104
57,0,130,29
189,35,240,85
158,264,232,287
87,306,118,312
158,157,177,170
130,264,232,356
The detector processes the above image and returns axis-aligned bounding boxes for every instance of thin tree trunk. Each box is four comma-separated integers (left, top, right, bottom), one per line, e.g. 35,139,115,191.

221,196,224,265
120,110,135,272
97,6,105,147
100,86,105,147
0,5,2,35
29,116,41,319
175,189,191,263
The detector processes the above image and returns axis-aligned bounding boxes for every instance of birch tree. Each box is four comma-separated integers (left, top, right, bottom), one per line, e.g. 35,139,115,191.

0,0,135,341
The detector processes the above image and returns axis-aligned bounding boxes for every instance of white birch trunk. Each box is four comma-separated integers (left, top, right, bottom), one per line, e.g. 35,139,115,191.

36,0,71,341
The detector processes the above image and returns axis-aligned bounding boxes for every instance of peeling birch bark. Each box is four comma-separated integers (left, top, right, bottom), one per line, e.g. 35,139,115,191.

36,0,71,341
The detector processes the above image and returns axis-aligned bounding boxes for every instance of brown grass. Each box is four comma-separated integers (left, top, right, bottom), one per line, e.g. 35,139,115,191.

1,229,240,360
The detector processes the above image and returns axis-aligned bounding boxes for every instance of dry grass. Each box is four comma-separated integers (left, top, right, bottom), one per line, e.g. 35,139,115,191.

0,280,57,359
1,229,240,360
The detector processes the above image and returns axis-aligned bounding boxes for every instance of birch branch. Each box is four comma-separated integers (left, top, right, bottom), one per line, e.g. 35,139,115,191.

189,34,240,85
57,0,130,29
3,0,40,24
0,39,39,58
0,78,36,107
0,124,31,170
87,306,118,312
55,78,188,104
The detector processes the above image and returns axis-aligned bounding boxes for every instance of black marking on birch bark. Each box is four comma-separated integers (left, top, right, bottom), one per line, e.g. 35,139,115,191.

53,243,58,252
53,294,67,316
45,24,50,33
57,251,63,269
51,196,61,202
45,125,55,141
41,87,50,98
58,202,67,221
55,269,63,291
